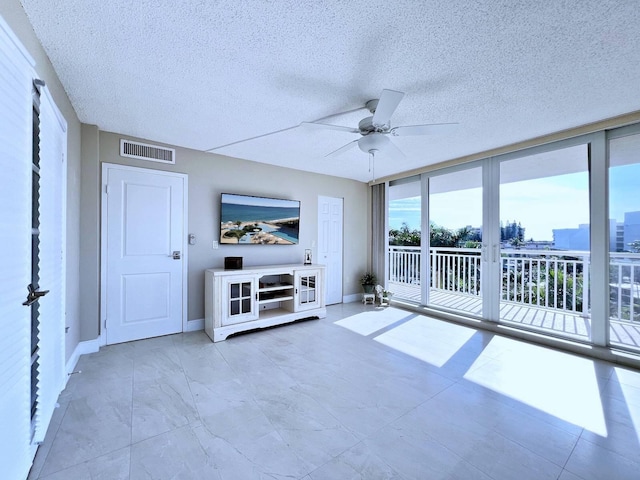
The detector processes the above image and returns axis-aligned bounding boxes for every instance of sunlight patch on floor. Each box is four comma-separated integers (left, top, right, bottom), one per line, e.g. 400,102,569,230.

373,315,477,367
612,367,640,443
464,338,607,436
334,308,412,336
612,366,640,390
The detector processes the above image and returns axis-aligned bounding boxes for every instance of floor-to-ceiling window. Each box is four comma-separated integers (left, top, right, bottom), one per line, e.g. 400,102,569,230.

609,129,640,353
388,177,421,302
428,167,483,316
498,144,591,341
382,123,640,360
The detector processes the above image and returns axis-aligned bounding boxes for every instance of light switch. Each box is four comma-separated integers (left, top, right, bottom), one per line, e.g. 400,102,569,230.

212,240,219,249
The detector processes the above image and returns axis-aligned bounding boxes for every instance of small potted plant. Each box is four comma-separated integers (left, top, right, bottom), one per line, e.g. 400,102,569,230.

360,272,377,293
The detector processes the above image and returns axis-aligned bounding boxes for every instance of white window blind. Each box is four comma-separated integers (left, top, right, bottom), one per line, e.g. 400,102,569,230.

0,14,38,480
34,86,67,444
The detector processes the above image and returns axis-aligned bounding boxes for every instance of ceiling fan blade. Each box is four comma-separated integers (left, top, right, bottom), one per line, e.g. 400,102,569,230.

372,89,405,127
382,138,406,160
300,122,359,134
390,122,459,136
325,139,358,158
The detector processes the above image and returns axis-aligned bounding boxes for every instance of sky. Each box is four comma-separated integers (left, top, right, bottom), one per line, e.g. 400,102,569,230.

221,193,299,208
389,164,640,242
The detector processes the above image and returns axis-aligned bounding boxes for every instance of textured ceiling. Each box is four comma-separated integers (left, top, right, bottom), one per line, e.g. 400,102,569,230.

19,0,640,182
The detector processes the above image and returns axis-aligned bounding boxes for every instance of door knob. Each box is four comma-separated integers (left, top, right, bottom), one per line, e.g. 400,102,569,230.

171,251,181,260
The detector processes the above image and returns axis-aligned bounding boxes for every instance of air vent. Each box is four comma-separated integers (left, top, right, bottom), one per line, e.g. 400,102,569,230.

120,139,175,164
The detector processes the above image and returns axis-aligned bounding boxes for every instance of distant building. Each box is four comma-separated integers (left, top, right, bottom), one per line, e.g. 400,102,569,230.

609,219,617,252
623,211,640,251
553,219,623,251
553,224,590,251
616,223,625,252
466,225,482,240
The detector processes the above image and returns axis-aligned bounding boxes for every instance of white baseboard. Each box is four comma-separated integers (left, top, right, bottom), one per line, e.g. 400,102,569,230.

65,337,100,385
343,293,361,303
186,318,204,332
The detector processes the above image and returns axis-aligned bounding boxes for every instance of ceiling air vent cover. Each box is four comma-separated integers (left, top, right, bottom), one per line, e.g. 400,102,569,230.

120,139,175,164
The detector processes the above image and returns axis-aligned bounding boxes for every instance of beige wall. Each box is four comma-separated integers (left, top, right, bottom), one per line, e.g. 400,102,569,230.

79,124,100,340
3,0,370,345
92,131,370,331
1,1,83,361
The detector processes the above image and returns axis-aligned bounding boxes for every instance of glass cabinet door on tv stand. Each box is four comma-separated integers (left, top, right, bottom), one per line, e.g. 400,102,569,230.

222,275,258,325
295,269,321,311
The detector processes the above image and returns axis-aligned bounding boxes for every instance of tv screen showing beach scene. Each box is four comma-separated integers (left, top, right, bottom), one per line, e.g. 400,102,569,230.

220,193,300,245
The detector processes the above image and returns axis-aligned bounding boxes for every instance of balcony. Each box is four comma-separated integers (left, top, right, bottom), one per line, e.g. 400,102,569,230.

388,246,640,349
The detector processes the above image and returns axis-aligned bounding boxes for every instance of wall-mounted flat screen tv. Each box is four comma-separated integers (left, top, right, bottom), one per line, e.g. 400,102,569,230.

220,193,300,245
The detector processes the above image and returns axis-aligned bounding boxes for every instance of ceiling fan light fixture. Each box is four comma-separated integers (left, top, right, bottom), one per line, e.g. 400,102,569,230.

357,133,389,153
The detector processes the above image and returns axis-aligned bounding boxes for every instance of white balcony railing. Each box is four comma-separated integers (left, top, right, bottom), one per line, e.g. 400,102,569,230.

388,246,421,285
611,253,640,322
431,247,482,297
500,250,589,316
388,246,640,323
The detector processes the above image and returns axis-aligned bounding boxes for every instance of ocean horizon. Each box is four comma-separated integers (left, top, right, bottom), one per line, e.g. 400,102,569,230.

221,203,300,223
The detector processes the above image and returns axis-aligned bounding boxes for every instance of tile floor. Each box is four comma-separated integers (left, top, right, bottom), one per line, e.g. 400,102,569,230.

29,303,640,479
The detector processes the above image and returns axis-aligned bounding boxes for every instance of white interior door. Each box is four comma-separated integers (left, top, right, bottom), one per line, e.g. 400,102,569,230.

318,196,343,304
35,85,68,443
103,164,187,344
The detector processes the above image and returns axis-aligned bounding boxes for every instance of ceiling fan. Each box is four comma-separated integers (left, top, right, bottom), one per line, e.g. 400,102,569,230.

301,89,458,159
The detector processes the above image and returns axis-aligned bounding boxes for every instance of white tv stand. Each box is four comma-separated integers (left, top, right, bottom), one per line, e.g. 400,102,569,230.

204,264,326,342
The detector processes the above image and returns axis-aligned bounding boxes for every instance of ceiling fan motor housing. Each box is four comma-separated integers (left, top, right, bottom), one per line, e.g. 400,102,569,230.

359,116,389,133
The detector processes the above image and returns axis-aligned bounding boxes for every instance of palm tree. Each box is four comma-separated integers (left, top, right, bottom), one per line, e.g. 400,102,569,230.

430,223,455,247
453,226,472,247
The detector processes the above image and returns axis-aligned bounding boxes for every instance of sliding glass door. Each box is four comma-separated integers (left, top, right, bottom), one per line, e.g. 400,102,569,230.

498,144,591,341
388,178,421,302
428,167,483,316
382,124,640,357
609,130,640,352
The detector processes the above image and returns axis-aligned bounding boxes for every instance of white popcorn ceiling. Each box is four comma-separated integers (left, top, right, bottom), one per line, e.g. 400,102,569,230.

19,0,640,182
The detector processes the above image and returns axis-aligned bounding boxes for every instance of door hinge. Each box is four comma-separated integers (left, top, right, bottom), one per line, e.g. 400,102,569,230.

103,319,107,329
105,184,110,195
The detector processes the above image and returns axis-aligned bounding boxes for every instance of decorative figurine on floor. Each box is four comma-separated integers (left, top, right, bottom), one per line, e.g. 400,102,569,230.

375,284,393,306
